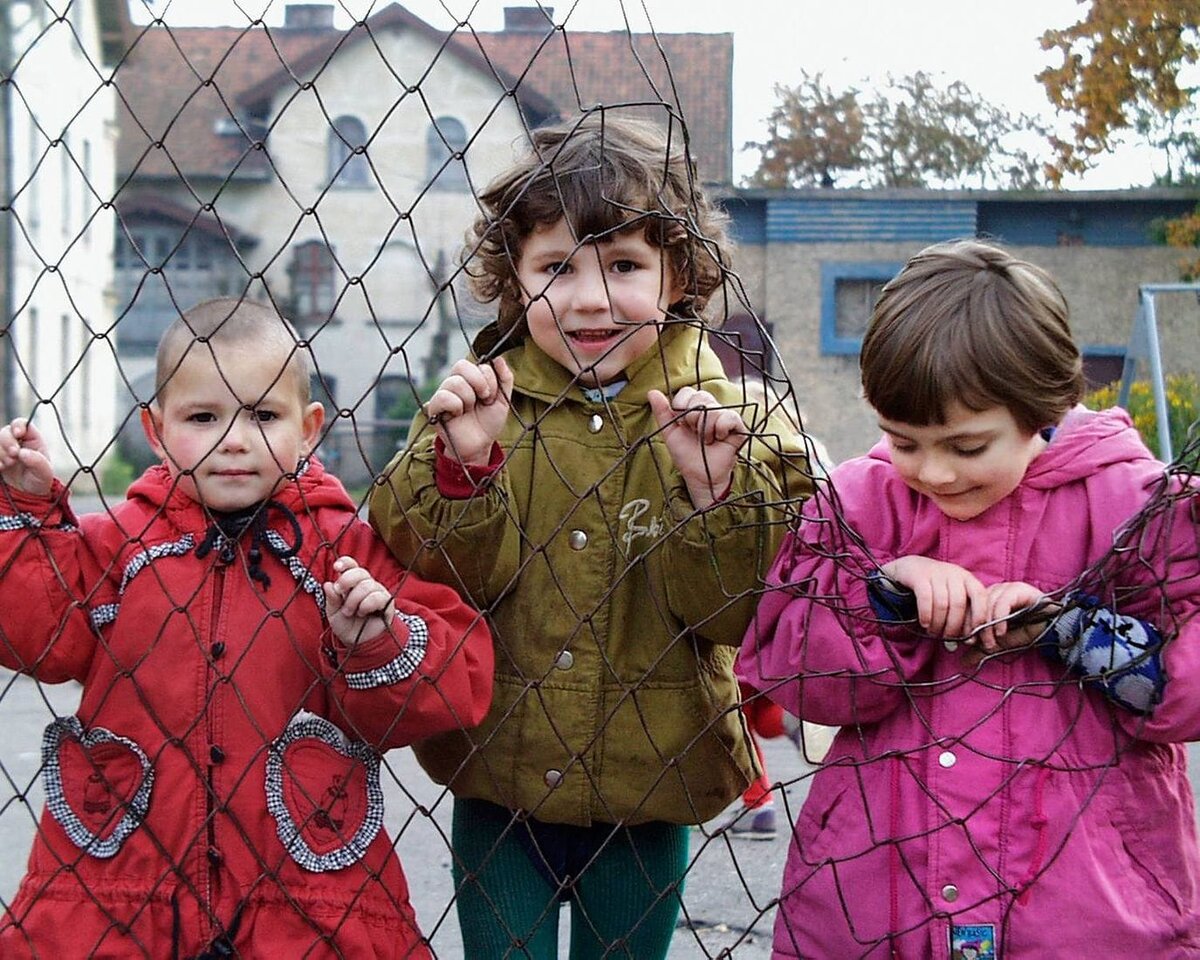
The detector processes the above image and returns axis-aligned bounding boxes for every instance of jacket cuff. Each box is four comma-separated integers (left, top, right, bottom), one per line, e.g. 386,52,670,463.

0,478,77,529
325,612,432,690
867,571,918,623
434,437,504,500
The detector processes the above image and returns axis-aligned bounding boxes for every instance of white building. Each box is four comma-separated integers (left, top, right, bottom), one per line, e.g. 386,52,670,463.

4,0,128,481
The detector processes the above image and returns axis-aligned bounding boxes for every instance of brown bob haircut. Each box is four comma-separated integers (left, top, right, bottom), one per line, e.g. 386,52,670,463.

155,297,313,404
464,111,732,336
860,239,1085,433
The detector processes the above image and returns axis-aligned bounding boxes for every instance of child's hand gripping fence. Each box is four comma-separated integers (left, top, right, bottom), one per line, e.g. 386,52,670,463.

0,3,1198,959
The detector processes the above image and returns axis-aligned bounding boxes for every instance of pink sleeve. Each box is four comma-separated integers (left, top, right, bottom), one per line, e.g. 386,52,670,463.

737,472,937,727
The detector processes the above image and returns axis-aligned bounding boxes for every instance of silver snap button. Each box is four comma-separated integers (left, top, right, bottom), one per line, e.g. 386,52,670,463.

588,414,604,433
568,530,588,550
543,769,563,788
554,651,574,671
941,884,959,902
938,751,956,768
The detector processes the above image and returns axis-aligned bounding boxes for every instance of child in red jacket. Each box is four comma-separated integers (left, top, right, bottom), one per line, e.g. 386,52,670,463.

0,297,493,959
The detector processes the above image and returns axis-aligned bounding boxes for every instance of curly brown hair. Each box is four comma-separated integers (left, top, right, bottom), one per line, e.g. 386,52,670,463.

463,111,732,336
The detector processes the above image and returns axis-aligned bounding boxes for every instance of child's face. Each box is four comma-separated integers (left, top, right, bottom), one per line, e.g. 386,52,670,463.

516,218,683,387
879,402,1046,521
141,342,323,511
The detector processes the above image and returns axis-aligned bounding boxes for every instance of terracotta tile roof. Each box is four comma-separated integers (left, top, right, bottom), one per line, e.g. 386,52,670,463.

114,190,259,246
454,28,733,183
115,24,327,183
114,3,733,186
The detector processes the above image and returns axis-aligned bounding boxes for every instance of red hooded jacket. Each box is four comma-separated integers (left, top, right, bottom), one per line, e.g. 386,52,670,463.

0,459,493,958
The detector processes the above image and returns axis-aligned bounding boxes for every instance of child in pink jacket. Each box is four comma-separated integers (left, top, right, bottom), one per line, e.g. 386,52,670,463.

738,239,1200,958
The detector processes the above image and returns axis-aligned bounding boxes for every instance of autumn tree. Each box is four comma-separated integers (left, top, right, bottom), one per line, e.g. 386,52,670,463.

1039,1,1200,275
746,70,1048,190
1038,0,1200,185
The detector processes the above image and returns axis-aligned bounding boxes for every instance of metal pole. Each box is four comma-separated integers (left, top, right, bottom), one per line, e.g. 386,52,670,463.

0,0,16,424
1140,290,1174,462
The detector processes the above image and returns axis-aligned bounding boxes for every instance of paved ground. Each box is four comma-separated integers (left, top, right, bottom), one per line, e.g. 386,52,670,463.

3,494,1198,958
0,668,808,958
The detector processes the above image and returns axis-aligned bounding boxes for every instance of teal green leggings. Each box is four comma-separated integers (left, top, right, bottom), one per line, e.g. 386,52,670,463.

450,798,690,959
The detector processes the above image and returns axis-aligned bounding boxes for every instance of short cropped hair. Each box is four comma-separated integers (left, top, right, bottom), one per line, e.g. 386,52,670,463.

155,297,313,404
464,111,733,335
860,239,1084,433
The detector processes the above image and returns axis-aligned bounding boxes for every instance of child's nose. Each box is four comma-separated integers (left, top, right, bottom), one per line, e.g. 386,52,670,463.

917,456,955,487
219,418,251,451
573,264,610,310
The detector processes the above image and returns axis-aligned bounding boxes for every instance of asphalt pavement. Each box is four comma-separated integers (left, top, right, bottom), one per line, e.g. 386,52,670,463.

3,493,1198,958
0,668,804,958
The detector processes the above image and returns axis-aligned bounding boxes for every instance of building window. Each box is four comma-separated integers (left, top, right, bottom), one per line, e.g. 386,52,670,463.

819,261,903,355
328,115,370,187
426,116,468,192
60,313,72,423
81,138,92,246
1081,348,1126,391
288,240,337,320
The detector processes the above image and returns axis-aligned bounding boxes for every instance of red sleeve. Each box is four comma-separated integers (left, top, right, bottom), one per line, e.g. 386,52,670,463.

321,517,494,749
0,481,107,682
433,437,505,500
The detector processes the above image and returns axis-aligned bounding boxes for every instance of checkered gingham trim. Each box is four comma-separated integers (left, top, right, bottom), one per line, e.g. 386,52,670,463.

41,716,154,859
264,711,383,873
343,612,430,690
85,535,196,631
0,511,76,531
263,529,326,615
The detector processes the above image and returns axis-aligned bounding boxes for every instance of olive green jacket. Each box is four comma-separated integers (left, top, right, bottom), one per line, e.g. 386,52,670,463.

369,323,811,825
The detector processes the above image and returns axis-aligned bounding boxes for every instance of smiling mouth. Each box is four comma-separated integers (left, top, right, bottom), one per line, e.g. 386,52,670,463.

568,328,620,343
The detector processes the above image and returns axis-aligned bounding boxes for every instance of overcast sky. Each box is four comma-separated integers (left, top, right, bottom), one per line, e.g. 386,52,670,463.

129,0,1160,187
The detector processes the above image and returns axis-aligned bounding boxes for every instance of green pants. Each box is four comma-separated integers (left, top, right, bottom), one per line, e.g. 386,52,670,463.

450,798,690,959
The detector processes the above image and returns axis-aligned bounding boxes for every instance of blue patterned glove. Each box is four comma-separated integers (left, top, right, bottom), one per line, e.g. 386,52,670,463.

1040,593,1165,715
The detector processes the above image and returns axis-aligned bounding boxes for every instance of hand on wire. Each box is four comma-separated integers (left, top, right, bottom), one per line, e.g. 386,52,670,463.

962,580,1058,666
323,556,396,648
879,555,987,641
0,418,54,496
424,357,513,467
648,387,748,509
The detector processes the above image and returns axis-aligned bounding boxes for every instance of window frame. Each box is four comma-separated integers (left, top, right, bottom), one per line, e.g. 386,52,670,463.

819,260,903,355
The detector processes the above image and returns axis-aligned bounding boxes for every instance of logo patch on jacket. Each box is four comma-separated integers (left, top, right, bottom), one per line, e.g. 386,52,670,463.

619,498,666,554
950,924,996,960
42,717,154,859
266,711,383,872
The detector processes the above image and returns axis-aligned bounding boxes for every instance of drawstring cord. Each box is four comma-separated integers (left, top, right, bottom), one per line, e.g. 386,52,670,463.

194,499,303,590
170,887,246,959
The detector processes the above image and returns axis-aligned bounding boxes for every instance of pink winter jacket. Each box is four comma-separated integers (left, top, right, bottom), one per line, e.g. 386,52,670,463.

737,407,1200,959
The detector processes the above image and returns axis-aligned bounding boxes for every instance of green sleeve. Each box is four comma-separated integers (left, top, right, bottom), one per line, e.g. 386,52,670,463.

367,424,522,610
663,419,812,646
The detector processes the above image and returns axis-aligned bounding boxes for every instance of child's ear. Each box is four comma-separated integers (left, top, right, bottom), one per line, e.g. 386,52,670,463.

140,406,166,460
301,401,325,455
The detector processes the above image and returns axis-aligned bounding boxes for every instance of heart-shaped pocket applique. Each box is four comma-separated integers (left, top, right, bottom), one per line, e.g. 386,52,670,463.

265,711,382,873
42,716,154,859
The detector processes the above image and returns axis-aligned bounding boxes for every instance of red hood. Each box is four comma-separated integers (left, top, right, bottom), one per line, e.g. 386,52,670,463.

127,456,357,528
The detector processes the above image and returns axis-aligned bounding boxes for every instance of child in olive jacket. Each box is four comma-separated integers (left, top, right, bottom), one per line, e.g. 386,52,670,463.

369,113,812,957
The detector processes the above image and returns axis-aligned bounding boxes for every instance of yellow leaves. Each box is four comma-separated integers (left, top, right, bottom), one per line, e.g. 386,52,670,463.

1085,372,1200,463
1038,0,1200,181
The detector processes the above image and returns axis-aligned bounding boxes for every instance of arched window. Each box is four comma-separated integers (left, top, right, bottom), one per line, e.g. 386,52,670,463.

328,115,370,187
288,239,337,320
425,116,468,191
